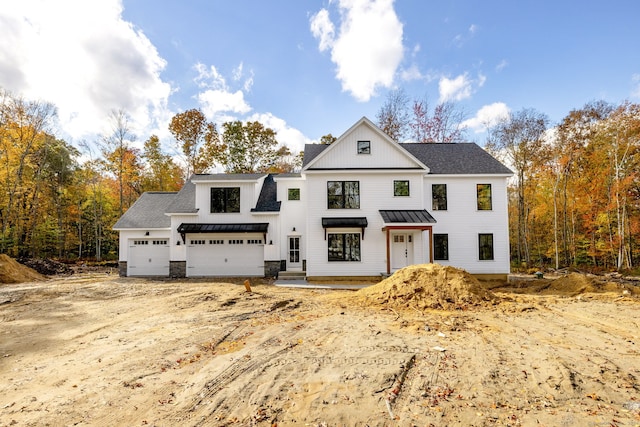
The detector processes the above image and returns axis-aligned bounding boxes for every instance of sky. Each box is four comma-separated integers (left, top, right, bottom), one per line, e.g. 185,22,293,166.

1,0,639,156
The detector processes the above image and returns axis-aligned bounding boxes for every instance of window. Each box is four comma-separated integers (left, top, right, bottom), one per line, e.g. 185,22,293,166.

288,188,300,200
327,181,360,209
152,240,167,245
190,239,205,245
479,234,494,260
432,184,447,210
394,180,410,197
328,233,361,261
229,239,244,245
209,240,224,245
357,140,371,154
211,187,240,213
133,240,148,245
433,234,449,260
477,184,492,210
247,239,263,244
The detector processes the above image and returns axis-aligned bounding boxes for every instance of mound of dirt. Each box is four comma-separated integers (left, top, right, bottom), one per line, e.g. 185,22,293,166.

542,272,640,296
17,257,74,276
351,264,496,310
0,254,47,284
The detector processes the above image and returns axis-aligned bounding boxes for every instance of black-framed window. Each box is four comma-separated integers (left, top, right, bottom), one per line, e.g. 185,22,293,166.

394,180,410,197
328,233,361,261
434,234,449,260
288,188,300,200
327,181,360,209
357,140,371,154
479,233,494,260
432,184,447,210
477,184,492,210
210,187,240,213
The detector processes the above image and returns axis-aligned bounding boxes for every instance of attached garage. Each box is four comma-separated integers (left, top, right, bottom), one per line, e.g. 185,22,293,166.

178,223,269,277
127,238,170,276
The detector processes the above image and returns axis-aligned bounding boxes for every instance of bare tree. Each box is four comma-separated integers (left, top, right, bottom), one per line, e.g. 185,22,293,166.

376,88,410,142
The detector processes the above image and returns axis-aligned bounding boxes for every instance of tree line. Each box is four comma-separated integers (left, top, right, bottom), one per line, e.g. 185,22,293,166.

0,88,300,261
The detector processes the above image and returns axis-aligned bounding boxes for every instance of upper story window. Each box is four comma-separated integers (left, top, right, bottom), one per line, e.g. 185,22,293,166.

477,184,492,210
288,188,300,200
211,187,240,213
394,180,410,197
327,181,360,209
432,184,447,210
357,140,371,154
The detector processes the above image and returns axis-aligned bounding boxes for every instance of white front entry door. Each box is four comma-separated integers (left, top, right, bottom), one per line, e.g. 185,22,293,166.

288,236,302,270
391,234,413,270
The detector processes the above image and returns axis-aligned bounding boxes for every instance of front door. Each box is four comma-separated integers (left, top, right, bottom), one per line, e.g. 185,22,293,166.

288,236,302,270
391,234,413,270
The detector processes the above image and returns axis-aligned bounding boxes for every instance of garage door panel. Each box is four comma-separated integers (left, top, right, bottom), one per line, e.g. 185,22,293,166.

186,234,264,276
128,239,170,276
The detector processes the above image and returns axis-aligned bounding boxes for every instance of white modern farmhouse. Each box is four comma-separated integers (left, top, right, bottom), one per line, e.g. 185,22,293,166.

114,117,513,280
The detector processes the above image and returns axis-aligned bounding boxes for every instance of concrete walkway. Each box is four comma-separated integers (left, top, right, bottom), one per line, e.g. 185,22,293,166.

274,280,370,290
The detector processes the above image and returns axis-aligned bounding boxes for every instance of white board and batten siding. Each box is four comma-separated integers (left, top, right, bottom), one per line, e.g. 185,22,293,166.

308,125,423,170
425,175,510,275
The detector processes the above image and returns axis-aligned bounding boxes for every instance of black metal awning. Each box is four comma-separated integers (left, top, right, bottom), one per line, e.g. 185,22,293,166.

379,210,436,225
177,222,269,243
321,217,368,239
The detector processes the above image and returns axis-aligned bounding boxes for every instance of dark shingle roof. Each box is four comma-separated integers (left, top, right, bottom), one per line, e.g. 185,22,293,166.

302,142,512,175
400,143,513,175
302,144,329,168
251,174,281,212
113,192,177,229
191,173,267,181
165,179,197,214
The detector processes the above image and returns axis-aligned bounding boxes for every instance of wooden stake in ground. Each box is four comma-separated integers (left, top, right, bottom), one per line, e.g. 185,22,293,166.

243,279,252,293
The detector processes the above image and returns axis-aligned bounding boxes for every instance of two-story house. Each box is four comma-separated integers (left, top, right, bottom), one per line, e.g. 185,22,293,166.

114,117,513,280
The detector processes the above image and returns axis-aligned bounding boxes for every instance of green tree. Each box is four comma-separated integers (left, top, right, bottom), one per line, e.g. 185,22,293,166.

220,121,280,173
141,135,183,192
169,108,220,176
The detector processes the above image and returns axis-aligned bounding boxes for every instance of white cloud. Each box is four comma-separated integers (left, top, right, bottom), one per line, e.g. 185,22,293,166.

439,74,473,102
194,63,252,122
462,102,511,133
248,112,311,154
438,72,488,103
632,74,640,99
310,9,335,52
310,0,404,102
496,59,508,72
0,0,172,142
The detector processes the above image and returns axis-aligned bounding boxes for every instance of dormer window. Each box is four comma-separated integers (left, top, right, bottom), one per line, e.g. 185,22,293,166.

357,140,371,154
211,187,240,213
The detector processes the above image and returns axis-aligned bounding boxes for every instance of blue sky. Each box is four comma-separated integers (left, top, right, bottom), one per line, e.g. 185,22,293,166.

1,0,639,155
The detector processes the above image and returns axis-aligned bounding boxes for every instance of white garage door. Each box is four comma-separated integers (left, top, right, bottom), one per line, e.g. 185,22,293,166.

128,239,170,276
186,234,264,277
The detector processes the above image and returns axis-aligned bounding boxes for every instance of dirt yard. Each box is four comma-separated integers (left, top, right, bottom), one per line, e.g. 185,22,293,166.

1,265,639,426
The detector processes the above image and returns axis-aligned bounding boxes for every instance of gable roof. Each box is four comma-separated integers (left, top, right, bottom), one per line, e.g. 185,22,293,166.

302,116,429,171
113,192,177,229
400,143,513,175
302,141,512,175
